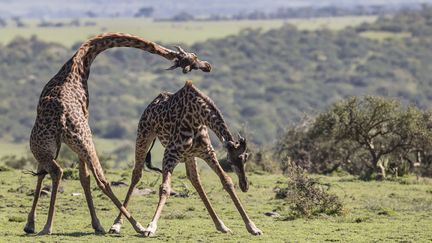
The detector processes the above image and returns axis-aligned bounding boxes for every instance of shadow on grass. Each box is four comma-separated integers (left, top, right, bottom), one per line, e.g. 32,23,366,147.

20,232,98,237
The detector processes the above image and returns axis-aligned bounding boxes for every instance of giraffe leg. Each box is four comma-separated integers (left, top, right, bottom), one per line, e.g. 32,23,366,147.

66,135,146,235
143,153,177,237
79,158,105,234
203,152,262,235
23,166,46,234
83,147,146,234
185,157,231,233
38,160,63,235
109,131,156,234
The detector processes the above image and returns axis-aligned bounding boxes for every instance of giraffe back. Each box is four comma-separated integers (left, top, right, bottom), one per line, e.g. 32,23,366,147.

138,81,216,147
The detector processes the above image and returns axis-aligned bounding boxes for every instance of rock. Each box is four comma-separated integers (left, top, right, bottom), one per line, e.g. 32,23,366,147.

40,189,51,197
111,181,128,187
170,190,179,197
264,212,280,218
71,192,82,196
132,188,155,196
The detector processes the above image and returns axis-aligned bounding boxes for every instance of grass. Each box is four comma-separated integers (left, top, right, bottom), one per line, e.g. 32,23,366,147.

0,16,377,47
0,168,431,242
0,138,165,168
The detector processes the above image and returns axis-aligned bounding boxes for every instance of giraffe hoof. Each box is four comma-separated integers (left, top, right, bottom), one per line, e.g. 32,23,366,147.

142,222,157,237
248,227,263,235
37,228,52,236
92,220,105,234
23,222,35,234
142,230,155,237
108,224,122,234
246,223,263,235
94,226,106,235
216,224,232,233
133,222,147,234
252,229,263,235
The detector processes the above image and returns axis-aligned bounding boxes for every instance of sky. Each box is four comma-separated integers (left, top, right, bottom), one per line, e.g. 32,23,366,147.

0,0,431,18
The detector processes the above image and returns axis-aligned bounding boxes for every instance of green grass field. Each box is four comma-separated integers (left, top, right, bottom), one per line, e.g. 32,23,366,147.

0,16,377,46
0,169,431,242
0,138,165,169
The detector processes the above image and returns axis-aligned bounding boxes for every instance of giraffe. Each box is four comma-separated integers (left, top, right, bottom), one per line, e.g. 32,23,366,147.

109,80,263,236
24,32,211,236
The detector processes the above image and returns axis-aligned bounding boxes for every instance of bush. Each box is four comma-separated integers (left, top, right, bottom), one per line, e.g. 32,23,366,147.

0,155,33,169
0,164,12,172
276,164,344,219
62,168,79,180
247,148,281,173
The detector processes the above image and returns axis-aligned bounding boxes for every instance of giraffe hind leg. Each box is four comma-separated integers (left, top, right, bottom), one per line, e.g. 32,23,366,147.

38,159,63,235
185,157,232,233
65,132,146,234
109,131,156,234
79,158,105,234
23,165,46,234
25,136,61,235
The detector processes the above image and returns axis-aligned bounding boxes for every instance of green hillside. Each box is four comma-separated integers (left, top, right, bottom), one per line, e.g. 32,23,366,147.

1,7,432,145
0,16,375,47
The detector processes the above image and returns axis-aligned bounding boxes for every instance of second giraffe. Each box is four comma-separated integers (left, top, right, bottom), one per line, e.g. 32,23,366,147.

109,80,263,236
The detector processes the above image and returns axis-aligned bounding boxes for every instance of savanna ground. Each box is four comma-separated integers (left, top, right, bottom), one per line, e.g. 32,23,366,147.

0,166,431,242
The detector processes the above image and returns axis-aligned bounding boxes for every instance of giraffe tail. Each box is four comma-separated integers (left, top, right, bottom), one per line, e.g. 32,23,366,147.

22,169,48,177
145,139,162,173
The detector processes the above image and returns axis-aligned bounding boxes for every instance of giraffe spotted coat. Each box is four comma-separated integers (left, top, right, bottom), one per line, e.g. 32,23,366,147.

109,80,263,236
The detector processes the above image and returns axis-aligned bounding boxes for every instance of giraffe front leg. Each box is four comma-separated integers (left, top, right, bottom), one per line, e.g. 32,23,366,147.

143,171,172,237
109,131,156,234
143,154,177,237
185,158,231,233
204,153,262,236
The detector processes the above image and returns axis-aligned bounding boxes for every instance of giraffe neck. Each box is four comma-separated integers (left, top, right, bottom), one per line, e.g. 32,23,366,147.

70,32,177,82
184,82,235,143
208,112,235,144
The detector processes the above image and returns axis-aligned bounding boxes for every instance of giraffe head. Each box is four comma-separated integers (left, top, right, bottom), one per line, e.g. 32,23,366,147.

225,134,250,192
167,46,212,73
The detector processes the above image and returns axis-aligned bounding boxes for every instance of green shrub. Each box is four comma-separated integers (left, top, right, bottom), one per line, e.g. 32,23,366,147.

1,155,31,169
0,164,12,172
62,168,79,180
277,164,344,219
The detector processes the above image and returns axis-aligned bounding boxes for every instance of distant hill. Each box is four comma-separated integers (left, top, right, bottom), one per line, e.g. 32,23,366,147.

2,6,432,144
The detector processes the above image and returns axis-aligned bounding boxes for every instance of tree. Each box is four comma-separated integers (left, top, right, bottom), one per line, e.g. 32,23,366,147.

134,7,154,18
311,96,431,179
